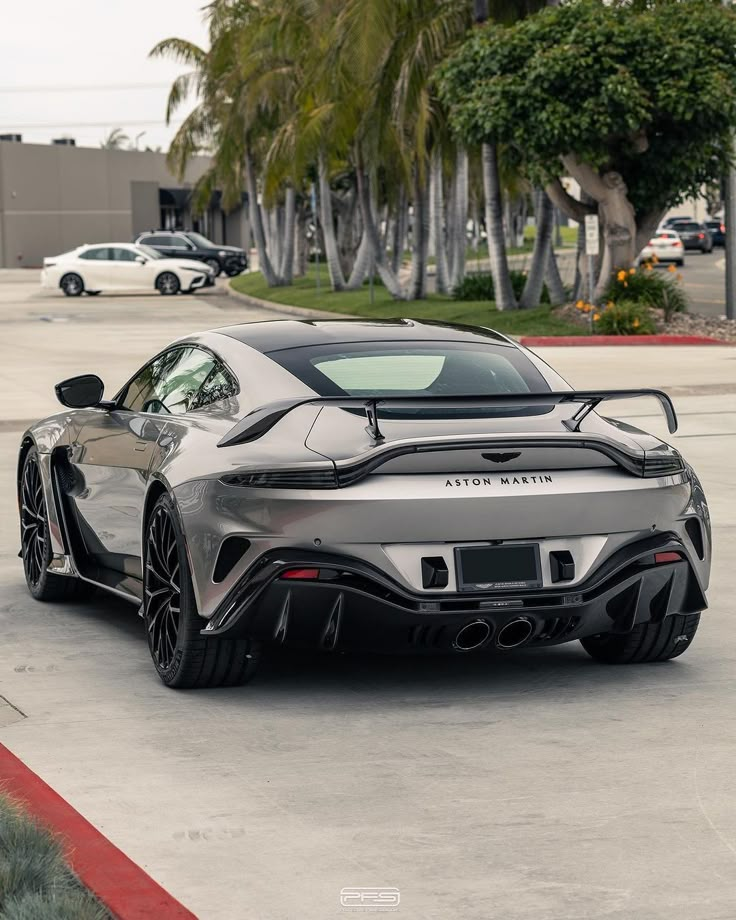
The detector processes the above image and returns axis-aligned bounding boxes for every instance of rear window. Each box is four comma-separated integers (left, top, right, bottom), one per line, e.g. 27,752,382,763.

267,341,552,419
679,222,701,231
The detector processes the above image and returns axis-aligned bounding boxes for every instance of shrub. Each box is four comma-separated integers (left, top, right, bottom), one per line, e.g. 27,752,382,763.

605,265,687,322
593,300,656,335
452,270,551,303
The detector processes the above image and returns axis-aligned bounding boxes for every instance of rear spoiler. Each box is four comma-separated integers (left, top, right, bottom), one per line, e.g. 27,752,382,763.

218,389,677,448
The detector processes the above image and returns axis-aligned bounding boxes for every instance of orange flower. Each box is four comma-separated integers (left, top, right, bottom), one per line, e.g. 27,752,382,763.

575,299,585,310
623,281,628,287
667,264,677,273
632,318,640,328
651,254,659,263
629,268,636,275
606,301,615,310
593,313,600,321
676,273,683,282
616,269,627,282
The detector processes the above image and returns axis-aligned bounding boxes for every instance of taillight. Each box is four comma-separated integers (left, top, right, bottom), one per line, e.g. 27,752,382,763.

721,224,726,232
281,568,320,580
698,233,705,239
221,469,338,489
654,551,682,564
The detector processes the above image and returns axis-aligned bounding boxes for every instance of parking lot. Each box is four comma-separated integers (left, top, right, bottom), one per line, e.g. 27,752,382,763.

1,270,736,919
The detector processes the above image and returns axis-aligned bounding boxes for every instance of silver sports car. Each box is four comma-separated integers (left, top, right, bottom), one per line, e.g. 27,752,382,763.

17,320,710,688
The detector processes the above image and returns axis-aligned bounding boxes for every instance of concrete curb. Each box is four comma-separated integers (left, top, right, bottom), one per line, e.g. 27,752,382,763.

226,278,353,319
520,334,733,347
0,743,196,920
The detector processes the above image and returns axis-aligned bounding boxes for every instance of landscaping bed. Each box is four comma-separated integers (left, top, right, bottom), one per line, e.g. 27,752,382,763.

231,264,736,343
0,794,109,920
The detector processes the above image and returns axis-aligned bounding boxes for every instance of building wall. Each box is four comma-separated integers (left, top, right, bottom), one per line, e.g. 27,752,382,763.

0,142,243,267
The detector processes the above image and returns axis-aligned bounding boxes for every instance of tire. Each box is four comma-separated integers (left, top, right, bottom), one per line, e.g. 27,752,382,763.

580,613,701,664
87,290,101,296
143,494,261,689
676,259,684,267
225,266,243,277
156,272,180,296
60,273,84,297
20,448,89,601
205,258,222,277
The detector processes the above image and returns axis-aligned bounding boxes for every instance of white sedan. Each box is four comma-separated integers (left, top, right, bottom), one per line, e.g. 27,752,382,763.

41,243,216,296
638,230,685,266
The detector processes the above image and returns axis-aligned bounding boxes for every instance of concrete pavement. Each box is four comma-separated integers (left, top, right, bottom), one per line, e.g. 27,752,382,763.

1,271,735,919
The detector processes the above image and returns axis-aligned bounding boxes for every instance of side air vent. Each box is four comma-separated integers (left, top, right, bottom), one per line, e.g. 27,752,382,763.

213,536,251,583
685,518,704,560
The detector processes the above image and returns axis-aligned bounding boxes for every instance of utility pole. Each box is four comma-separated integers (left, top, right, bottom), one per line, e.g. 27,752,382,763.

725,142,736,320
723,0,736,319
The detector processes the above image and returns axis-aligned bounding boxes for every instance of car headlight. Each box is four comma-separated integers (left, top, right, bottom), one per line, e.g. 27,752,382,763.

218,250,227,258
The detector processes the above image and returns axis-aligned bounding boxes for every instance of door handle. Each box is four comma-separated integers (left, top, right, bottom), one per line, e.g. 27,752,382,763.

134,440,148,452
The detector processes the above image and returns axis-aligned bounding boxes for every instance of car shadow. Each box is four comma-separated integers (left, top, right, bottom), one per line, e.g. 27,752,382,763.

69,593,699,704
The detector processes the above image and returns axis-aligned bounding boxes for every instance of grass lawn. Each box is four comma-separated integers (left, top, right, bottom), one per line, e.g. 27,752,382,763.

231,267,585,337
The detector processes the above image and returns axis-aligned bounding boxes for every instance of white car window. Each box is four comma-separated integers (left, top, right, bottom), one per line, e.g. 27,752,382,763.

79,247,111,260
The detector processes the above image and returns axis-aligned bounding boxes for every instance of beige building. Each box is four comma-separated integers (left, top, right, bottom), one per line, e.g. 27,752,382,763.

0,139,249,268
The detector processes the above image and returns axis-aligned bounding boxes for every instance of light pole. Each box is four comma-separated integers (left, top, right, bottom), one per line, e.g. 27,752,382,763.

725,141,736,320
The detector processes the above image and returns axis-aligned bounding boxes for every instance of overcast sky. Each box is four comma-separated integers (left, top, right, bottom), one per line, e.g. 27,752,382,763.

0,1,209,150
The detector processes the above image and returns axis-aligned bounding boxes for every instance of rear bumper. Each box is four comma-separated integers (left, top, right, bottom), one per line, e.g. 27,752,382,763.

202,534,707,653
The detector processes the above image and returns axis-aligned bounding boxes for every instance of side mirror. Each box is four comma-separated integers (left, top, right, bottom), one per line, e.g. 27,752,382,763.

55,374,106,409
135,255,146,264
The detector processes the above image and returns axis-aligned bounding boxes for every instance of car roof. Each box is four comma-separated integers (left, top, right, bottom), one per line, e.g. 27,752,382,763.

215,319,513,353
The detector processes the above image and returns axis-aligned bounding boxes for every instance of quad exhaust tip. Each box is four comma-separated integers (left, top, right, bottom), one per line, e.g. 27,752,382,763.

495,617,535,650
453,619,492,652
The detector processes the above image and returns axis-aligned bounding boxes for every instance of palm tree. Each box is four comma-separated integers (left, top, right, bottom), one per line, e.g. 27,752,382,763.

100,127,130,150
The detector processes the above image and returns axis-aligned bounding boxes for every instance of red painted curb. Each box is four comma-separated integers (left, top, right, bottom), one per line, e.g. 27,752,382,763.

520,334,731,346
0,743,197,920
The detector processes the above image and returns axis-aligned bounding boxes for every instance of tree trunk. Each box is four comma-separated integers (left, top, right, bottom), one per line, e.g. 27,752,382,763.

356,164,404,299
281,186,296,285
346,231,372,288
245,151,278,286
449,147,468,289
391,187,408,275
318,154,346,291
430,149,449,294
560,156,637,301
408,166,430,301
520,188,554,308
545,247,566,305
482,143,517,310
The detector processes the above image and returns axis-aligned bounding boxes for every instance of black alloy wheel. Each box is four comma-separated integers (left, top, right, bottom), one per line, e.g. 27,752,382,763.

143,494,261,689
156,272,180,295
145,502,182,673
60,273,84,297
20,448,88,601
21,453,47,591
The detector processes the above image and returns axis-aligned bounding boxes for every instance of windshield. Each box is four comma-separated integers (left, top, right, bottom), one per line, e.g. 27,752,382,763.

186,232,216,249
267,340,552,419
138,244,164,260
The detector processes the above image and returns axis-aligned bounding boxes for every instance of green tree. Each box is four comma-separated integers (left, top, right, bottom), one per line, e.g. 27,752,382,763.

439,0,736,298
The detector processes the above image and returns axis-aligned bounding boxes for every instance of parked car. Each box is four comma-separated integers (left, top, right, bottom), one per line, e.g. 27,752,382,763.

638,229,685,266
705,219,726,247
133,230,247,277
661,216,694,229
17,319,710,688
670,221,713,253
41,243,215,297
